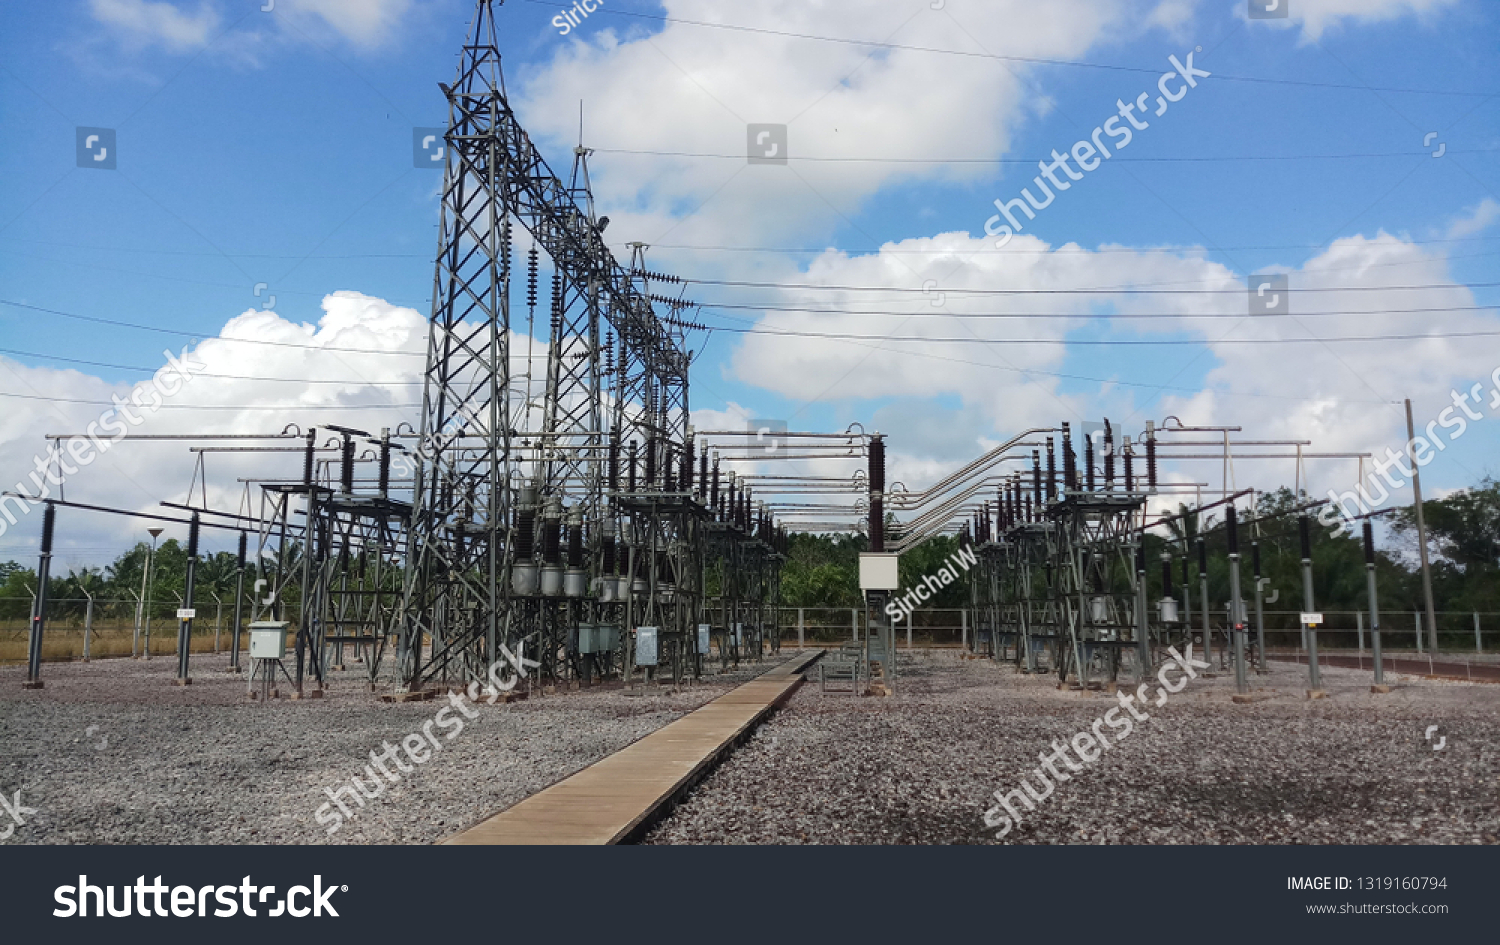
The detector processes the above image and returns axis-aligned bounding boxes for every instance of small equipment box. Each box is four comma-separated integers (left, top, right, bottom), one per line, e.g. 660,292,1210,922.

248,621,289,660
635,627,658,666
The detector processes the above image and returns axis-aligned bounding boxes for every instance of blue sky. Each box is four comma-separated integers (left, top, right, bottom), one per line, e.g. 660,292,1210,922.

0,0,1497,563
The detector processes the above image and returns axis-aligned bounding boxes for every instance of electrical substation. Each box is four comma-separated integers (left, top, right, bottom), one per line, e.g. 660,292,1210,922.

4,0,1498,851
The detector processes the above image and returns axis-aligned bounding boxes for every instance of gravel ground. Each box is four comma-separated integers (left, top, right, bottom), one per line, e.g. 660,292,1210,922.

0,651,786,844
645,650,1500,844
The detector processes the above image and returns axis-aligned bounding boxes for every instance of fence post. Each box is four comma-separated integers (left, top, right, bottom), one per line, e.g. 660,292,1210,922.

961,609,967,650
1476,612,1482,654
81,588,93,663
798,608,804,649
1356,610,1364,660
1414,611,1423,653
907,612,913,649
851,607,858,643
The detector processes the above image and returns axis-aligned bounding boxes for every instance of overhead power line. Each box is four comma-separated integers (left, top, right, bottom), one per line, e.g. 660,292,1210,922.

698,302,1500,319
0,391,418,410
518,0,1494,97
688,279,1500,295
687,323,1500,346
595,147,1500,164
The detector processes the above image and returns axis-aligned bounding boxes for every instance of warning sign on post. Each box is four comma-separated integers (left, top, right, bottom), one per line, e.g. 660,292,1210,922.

1300,612,1323,626
176,608,197,620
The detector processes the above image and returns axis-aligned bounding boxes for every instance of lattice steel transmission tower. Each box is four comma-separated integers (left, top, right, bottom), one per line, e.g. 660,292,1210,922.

398,0,701,692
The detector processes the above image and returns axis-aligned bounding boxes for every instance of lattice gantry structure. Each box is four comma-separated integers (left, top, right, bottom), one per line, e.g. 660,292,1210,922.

395,0,776,692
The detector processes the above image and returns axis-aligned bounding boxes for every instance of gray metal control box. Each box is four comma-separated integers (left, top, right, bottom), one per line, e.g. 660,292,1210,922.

248,621,289,660
635,627,658,666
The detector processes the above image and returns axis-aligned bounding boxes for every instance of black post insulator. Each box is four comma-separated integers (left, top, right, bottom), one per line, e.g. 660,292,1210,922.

40,502,55,554
628,441,638,492
1135,544,1145,574
684,439,695,493
1299,513,1312,561
710,461,720,512
303,429,316,487
1226,505,1239,555
1084,433,1096,491
237,531,247,569
526,247,539,311
378,438,391,496
608,434,620,493
1146,435,1158,490
698,449,708,499
1252,540,1262,579
1182,556,1190,587
1062,423,1077,492
542,516,562,566
602,535,617,574
1362,521,1375,565
1197,536,1206,573
645,436,657,489
187,513,200,560
996,490,1004,535
1032,450,1042,506
1162,555,1174,597
341,437,355,494
663,445,675,493
567,520,584,568
869,435,886,553
1024,494,1033,522
1123,445,1134,493
1045,438,1057,500
515,508,535,559
1104,420,1115,488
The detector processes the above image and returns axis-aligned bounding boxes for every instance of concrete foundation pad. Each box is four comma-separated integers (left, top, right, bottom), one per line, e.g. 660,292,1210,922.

171,678,192,686
1370,684,1392,694
1232,693,1272,704
381,690,436,703
21,681,44,690
1306,689,1328,700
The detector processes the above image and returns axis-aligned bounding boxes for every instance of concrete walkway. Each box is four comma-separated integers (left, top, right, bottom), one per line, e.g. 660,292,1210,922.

443,649,823,845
